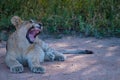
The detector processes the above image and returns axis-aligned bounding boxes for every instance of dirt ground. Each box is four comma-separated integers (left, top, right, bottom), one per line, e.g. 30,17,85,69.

0,36,120,80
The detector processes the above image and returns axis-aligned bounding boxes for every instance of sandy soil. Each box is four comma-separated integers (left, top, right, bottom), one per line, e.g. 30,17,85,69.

0,36,120,80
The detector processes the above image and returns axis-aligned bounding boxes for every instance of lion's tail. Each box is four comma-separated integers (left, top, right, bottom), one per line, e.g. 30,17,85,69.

60,49,93,54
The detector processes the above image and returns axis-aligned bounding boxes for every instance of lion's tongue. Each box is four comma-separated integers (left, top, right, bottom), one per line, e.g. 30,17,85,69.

29,29,40,42
29,34,35,42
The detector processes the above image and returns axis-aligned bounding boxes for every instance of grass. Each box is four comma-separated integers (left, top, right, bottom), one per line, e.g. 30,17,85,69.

0,0,120,40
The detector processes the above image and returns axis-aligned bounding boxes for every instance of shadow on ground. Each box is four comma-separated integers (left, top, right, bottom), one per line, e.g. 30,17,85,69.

0,37,120,80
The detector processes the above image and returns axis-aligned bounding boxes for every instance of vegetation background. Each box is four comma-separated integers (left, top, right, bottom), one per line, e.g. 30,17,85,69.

0,0,120,40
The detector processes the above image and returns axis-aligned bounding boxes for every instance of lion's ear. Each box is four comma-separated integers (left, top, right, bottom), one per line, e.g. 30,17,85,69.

11,16,23,29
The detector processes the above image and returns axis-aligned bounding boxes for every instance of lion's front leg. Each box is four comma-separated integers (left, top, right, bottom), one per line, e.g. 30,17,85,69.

27,49,45,73
5,54,24,73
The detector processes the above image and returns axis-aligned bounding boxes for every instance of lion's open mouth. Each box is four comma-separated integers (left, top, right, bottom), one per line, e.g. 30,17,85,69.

26,27,41,43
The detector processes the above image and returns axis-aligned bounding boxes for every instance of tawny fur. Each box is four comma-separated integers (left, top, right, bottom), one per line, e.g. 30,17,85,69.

5,16,66,73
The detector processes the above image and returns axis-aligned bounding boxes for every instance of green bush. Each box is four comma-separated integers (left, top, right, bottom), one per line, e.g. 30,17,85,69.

0,0,120,39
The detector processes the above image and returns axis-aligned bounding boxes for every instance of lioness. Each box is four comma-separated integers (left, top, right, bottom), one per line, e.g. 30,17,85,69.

5,16,93,73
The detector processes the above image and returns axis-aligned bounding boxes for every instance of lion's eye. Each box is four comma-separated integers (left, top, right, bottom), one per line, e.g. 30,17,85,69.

29,19,34,23
39,23,43,26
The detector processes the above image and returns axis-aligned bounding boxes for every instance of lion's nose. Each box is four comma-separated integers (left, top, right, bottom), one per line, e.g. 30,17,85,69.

38,23,43,29
39,23,43,26
34,24,41,29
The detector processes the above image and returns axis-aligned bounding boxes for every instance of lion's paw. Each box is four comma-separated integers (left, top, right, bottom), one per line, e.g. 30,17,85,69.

48,53,55,61
45,53,55,61
10,65,24,73
31,66,45,73
55,55,66,61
